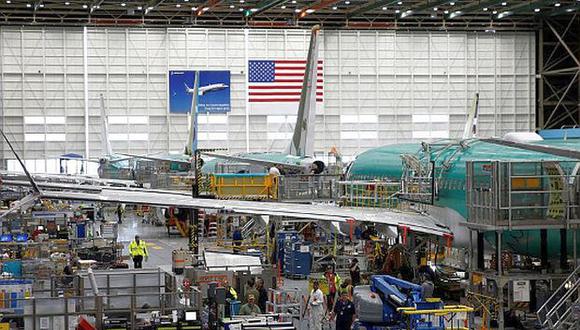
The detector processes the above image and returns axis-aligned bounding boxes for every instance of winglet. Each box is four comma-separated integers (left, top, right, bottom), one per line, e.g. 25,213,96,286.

287,24,320,157
185,71,200,156
0,129,41,193
462,93,480,139
100,94,114,156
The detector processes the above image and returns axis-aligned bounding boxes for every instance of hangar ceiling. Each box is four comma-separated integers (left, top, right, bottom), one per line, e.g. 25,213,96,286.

0,0,578,30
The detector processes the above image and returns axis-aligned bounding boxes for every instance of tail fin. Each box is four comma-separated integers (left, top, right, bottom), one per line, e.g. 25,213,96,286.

100,94,114,156
462,93,480,139
0,129,40,193
287,25,320,157
185,71,200,156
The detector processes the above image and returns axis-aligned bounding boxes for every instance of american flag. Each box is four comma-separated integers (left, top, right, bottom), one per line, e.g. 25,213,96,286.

248,59,324,103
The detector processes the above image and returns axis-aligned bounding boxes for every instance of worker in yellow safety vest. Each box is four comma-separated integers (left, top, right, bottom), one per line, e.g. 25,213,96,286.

129,235,149,269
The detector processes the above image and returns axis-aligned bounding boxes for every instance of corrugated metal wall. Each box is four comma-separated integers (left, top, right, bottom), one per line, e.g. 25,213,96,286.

0,26,535,173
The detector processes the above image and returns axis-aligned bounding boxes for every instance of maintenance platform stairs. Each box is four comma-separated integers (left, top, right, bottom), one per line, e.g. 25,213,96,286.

537,264,580,329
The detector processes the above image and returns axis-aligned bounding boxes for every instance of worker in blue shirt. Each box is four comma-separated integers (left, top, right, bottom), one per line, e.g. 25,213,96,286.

232,227,242,254
332,291,356,330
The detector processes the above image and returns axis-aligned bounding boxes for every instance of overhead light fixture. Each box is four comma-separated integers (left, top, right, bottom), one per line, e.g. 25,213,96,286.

82,4,87,9
292,0,296,3
191,6,197,10
345,0,350,4
554,3,561,7
501,2,507,6
449,2,455,5
332,6,337,10
65,1,70,5
497,11,512,19
444,10,449,14
281,5,286,9
294,8,301,12
483,7,488,11
306,8,315,13
176,3,181,7
395,9,400,13
203,7,210,11
433,7,438,11
397,1,402,4
6,0,11,3
230,5,235,8
449,10,462,18
492,10,497,14
26,3,31,7
238,7,243,11
566,8,574,12
400,9,413,18
382,7,387,10
120,3,125,7
240,0,244,3
137,6,142,10
534,8,540,12
249,8,257,12
485,29,496,33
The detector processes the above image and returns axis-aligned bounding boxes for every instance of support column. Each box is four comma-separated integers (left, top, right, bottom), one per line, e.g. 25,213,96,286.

541,229,548,269
496,231,502,276
560,229,568,270
477,231,485,271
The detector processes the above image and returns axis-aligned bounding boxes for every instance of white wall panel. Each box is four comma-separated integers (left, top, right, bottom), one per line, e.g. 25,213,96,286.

1,26,535,167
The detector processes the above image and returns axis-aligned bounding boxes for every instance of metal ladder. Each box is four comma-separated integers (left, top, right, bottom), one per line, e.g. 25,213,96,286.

537,264,580,329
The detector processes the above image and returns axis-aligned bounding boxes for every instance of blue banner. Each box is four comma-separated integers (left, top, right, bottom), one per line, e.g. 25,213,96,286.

168,70,231,113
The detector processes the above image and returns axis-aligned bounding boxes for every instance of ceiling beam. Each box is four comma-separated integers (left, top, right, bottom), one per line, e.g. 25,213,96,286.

548,3,580,17
347,0,400,18
400,0,455,18
495,0,557,20
446,0,504,19
246,0,289,18
297,0,342,19
195,0,224,16
90,0,105,13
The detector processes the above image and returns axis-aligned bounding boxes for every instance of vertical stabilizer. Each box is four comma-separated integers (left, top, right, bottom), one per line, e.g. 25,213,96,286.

462,93,480,139
287,25,320,157
185,71,200,156
100,94,114,156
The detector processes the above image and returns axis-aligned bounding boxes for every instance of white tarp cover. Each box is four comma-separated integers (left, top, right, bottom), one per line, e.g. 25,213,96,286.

204,250,262,274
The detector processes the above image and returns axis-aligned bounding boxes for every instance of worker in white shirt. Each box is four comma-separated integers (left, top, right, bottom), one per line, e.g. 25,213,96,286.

268,166,281,176
308,280,325,330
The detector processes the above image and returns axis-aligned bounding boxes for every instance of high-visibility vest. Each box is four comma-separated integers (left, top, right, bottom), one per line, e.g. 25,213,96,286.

129,240,148,257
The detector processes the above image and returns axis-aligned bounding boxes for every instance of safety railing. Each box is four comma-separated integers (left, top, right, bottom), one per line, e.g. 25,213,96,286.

338,180,400,209
210,173,277,200
466,160,580,229
537,264,580,329
0,291,198,330
147,172,196,191
276,174,341,201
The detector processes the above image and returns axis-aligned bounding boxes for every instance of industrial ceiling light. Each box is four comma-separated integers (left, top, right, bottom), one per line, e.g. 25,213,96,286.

306,8,315,13
332,6,338,10
397,1,402,4
291,0,296,3
65,1,70,5
120,3,125,7
449,2,455,5
238,7,243,11
281,5,286,9
240,0,244,3
554,2,560,6
534,8,540,12
444,10,449,14
400,9,412,18
497,11,512,19
433,7,437,11
82,4,87,9
345,0,350,4
492,10,497,14
395,9,400,13
482,7,488,11
6,0,11,3
382,7,387,10
176,3,181,7
501,2,507,6
249,8,257,12
448,10,461,18
26,3,31,7
294,8,300,12
229,5,235,8
203,7,210,11
137,6,142,10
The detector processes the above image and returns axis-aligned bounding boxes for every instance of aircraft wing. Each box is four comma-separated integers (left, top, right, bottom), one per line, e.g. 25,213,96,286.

35,187,450,237
202,152,305,172
117,153,192,165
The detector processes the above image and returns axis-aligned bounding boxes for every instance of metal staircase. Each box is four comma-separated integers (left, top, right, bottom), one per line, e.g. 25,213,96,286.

537,264,580,329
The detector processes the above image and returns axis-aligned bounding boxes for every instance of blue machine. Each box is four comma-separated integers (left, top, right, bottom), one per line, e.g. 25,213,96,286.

354,275,445,330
